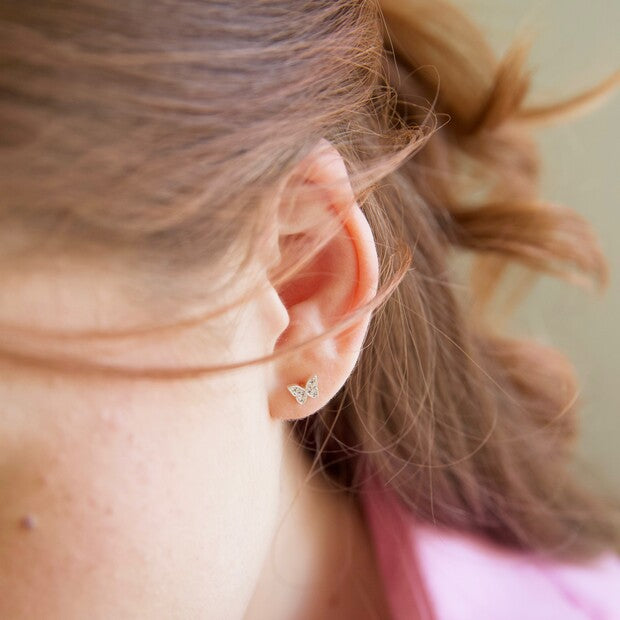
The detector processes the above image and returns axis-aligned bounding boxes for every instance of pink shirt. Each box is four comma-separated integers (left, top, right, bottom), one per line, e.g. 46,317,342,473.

359,475,620,619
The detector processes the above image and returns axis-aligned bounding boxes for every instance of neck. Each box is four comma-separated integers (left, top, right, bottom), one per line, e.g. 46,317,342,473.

243,428,391,620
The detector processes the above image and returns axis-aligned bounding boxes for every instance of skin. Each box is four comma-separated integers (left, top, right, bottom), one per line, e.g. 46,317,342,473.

0,140,393,619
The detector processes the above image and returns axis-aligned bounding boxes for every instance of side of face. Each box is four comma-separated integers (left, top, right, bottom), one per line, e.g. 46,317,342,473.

0,139,379,618
0,263,289,618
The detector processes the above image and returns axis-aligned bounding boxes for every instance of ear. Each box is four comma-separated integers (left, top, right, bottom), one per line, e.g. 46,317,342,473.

267,139,379,421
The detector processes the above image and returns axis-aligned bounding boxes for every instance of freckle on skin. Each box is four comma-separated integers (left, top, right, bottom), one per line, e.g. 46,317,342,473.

19,514,38,531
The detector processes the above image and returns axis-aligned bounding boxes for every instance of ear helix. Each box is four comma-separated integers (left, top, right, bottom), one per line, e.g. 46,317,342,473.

286,374,319,405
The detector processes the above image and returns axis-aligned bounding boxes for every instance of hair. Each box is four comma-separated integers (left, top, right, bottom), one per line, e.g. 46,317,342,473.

1,0,619,576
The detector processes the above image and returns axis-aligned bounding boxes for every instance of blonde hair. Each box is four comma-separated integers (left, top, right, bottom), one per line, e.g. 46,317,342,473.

1,0,619,566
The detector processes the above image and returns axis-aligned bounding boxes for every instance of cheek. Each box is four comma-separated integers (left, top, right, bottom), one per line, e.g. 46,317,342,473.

0,376,282,618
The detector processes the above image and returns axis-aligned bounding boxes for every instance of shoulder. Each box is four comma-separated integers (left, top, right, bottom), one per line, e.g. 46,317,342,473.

413,522,620,620
359,479,620,620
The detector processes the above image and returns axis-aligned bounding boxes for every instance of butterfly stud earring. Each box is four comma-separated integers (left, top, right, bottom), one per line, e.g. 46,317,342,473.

287,374,319,405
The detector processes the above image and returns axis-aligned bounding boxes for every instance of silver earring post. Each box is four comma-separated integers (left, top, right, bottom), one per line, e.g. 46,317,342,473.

287,374,319,405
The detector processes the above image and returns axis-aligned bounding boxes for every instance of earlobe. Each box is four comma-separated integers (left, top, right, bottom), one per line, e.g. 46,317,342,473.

268,139,379,421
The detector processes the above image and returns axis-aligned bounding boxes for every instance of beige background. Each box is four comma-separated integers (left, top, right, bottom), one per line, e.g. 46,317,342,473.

463,1,619,492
